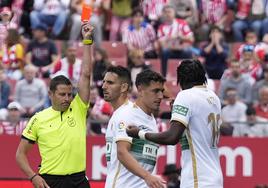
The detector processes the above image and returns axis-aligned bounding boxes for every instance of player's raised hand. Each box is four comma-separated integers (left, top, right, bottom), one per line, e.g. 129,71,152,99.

144,174,166,188
126,125,140,138
81,22,94,39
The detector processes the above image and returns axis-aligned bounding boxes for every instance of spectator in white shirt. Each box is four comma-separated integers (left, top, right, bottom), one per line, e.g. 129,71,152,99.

30,0,70,38
233,106,268,137
222,87,247,125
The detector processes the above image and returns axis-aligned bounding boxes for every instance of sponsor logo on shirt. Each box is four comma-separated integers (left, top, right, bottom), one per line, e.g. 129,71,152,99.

172,105,189,116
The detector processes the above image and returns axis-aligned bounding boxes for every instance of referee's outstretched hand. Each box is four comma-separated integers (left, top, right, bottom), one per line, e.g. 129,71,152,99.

32,175,50,188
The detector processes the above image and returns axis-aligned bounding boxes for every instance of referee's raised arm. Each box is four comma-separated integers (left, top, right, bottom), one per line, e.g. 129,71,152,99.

78,22,94,104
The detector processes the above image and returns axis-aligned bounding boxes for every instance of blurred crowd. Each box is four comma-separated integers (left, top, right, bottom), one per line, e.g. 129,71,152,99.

1,0,268,138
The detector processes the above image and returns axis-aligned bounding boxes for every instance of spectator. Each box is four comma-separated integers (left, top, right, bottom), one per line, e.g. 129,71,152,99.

201,26,229,79
25,24,59,78
157,5,194,76
14,64,47,118
254,33,268,62
0,1,25,26
254,86,268,119
235,29,258,60
252,65,268,105
1,101,27,135
30,0,70,38
239,44,262,84
219,60,252,105
122,8,157,58
142,0,168,30
162,164,181,188
70,0,107,47
221,87,247,126
198,0,228,41
1,29,24,80
232,0,264,41
88,86,112,135
53,42,82,87
109,0,132,41
92,48,111,95
19,0,34,38
169,0,198,29
233,106,268,137
0,6,17,49
0,65,10,120
128,49,150,89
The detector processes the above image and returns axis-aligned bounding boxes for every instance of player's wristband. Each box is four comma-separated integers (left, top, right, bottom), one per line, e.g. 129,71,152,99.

83,38,93,45
29,173,39,182
138,130,147,140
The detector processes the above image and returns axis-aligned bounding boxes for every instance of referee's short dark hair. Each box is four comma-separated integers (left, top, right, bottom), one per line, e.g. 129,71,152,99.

135,69,166,88
105,65,132,90
50,75,72,92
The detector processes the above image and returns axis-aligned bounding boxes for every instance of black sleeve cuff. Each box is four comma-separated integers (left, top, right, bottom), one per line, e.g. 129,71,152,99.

21,135,35,144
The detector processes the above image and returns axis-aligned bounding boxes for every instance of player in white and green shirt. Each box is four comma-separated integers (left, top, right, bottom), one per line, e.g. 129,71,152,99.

103,68,166,188
127,59,223,188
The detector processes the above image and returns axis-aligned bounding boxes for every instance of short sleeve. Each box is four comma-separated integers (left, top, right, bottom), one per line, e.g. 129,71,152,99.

171,91,191,127
72,94,89,117
114,120,132,144
22,115,39,142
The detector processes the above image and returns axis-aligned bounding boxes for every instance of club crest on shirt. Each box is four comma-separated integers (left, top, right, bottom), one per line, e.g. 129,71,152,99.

119,122,126,130
172,105,189,116
68,117,76,127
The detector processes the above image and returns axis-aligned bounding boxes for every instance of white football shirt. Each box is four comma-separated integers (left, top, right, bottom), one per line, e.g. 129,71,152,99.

105,101,159,188
171,86,223,188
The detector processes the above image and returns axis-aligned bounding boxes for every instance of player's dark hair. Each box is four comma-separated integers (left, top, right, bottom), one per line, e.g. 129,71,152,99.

177,59,207,90
105,65,132,90
49,75,72,92
135,69,166,87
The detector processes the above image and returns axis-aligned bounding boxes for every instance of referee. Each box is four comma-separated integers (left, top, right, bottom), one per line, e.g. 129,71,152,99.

15,23,94,188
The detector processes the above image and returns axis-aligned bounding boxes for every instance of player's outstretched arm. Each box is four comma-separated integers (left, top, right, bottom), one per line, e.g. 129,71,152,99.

117,141,166,188
127,120,185,145
78,22,94,104
16,139,50,188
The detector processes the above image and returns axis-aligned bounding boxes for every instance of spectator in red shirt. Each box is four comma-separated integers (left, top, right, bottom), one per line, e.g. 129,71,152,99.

53,42,82,87
198,0,228,41
142,0,168,30
122,8,157,58
235,29,258,61
1,101,27,135
157,5,194,76
88,85,112,135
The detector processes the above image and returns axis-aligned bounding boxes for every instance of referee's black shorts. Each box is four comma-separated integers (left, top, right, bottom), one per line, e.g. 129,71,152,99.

41,171,90,188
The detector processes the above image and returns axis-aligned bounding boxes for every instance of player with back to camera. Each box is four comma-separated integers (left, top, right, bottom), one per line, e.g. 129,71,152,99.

127,59,223,188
